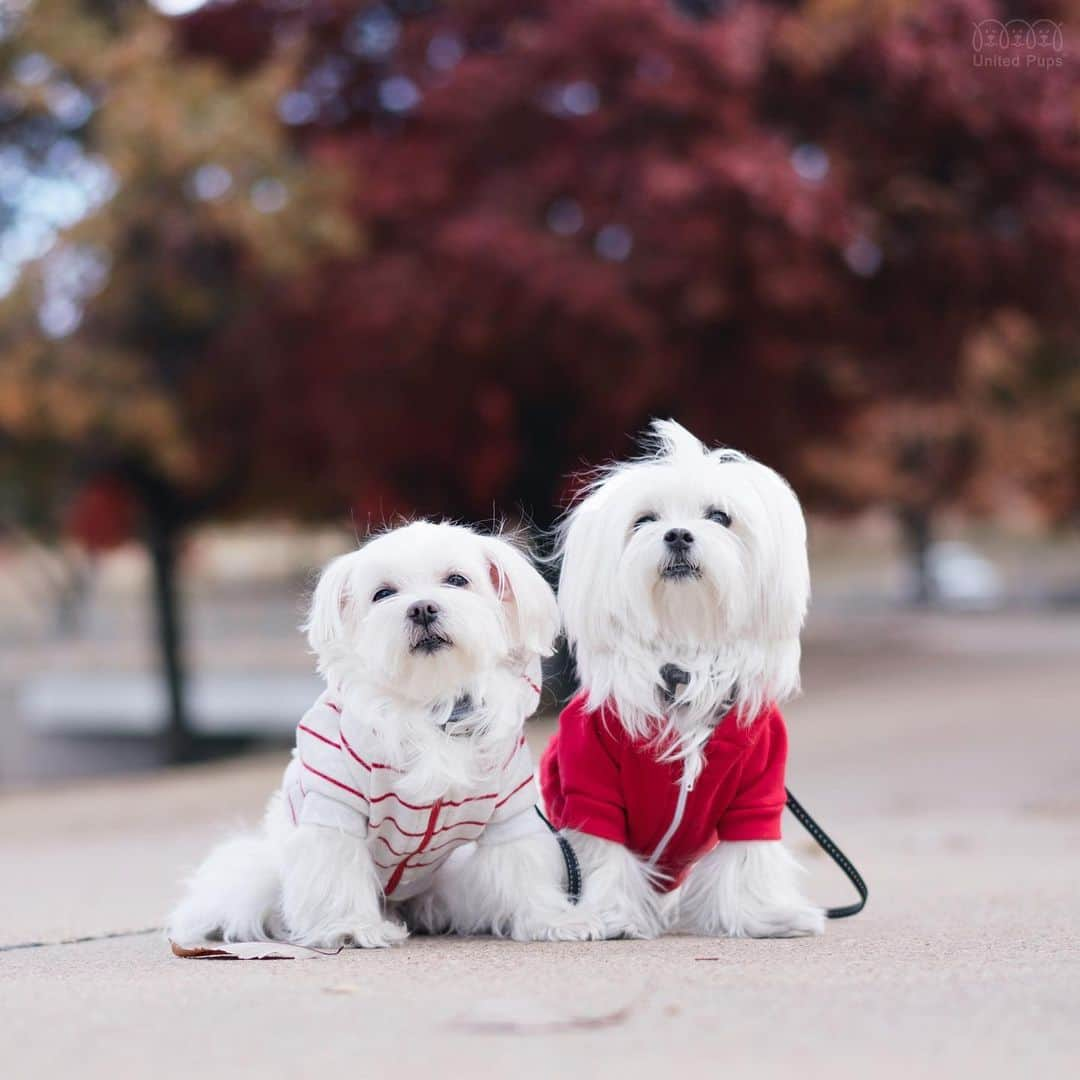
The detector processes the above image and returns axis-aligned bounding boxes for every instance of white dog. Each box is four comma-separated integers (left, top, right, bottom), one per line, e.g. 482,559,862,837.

168,521,591,948
539,420,825,939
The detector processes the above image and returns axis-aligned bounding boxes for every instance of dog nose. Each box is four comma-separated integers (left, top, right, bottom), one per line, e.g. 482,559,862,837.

663,528,694,549
406,601,440,628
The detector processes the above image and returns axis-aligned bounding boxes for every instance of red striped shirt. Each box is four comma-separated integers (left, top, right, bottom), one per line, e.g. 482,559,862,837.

281,659,544,899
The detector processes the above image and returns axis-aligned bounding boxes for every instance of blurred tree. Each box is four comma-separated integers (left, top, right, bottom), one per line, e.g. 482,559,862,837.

1,0,1078,749
176,0,1078,546
0,0,357,755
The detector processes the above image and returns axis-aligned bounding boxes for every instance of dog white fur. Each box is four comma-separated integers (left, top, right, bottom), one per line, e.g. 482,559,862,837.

556,420,825,939
168,521,593,948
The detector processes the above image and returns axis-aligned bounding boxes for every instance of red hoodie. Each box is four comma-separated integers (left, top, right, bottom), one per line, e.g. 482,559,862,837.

539,693,788,891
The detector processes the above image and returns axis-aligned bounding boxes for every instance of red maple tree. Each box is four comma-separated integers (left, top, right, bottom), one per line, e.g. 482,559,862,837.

4,1,1077,748
185,0,1079,528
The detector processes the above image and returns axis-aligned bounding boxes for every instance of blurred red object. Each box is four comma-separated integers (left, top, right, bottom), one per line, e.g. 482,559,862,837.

65,477,139,552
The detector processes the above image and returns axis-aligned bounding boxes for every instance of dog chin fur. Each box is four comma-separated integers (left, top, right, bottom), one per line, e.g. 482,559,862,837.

555,420,823,938
167,521,594,948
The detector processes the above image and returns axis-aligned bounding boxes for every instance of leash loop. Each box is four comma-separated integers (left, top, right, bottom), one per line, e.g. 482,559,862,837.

785,788,868,918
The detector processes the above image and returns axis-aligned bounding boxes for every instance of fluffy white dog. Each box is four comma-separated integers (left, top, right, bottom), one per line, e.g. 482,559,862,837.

168,521,591,948
539,420,825,939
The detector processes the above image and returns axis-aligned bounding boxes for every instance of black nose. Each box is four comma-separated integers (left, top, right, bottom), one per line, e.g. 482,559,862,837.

407,601,440,628
664,528,694,549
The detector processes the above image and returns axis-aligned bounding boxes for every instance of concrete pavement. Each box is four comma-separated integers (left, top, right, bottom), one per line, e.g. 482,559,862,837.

3,611,1079,1078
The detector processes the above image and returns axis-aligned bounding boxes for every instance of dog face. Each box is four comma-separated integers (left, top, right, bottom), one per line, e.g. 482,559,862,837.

305,521,558,706
558,420,809,720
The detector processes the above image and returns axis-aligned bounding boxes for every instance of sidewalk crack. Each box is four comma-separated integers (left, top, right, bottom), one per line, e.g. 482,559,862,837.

0,926,160,953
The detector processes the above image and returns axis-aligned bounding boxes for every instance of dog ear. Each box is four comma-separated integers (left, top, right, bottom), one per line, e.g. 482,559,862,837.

743,460,810,641
303,552,357,655
481,535,560,657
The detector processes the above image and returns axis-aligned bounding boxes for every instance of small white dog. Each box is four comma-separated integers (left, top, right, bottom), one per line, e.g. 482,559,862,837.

539,420,825,939
168,521,591,948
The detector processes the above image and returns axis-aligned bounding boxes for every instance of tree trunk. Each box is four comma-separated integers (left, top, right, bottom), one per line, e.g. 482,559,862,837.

899,505,934,607
513,398,579,703
146,507,191,763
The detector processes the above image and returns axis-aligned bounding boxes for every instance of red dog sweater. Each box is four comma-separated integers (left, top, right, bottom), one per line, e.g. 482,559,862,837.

539,692,788,891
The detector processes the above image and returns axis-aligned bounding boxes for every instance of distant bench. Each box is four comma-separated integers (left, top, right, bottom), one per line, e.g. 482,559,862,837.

19,673,323,738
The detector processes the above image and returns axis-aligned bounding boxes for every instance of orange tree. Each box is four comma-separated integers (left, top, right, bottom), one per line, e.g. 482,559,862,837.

0,0,356,754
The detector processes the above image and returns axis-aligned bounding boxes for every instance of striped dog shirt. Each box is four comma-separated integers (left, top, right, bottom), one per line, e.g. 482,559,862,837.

281,658,545,901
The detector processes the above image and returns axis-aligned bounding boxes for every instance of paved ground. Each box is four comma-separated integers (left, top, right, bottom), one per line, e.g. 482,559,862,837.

3,611,1079,1078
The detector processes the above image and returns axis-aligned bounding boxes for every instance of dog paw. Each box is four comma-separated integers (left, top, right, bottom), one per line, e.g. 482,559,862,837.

588,904,664,941
598,918,657,941
742,904,826,939
346,919,410,949
532,915,609,942
530,910,656,941
510,919,596,943
504,905,607,942
294,918,409,950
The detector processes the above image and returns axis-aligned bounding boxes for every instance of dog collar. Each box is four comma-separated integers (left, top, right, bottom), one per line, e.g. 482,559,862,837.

438,693,477,735
658,663,736,720
658,663,690,705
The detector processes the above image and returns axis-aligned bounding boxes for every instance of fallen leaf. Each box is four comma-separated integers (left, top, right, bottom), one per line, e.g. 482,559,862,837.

170,939,342,960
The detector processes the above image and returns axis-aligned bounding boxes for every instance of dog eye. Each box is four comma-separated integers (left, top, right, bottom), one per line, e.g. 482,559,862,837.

706,507,733,528
633,513,658,529
372,586,397,603
444,573,469,588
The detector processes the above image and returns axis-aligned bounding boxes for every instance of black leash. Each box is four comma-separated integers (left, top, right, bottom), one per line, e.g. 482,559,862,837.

658,664,867,920
537,793,865,916
785,788,868,918
536,807,582,904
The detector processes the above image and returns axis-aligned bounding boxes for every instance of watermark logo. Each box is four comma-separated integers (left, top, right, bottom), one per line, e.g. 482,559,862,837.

972,19,1065,68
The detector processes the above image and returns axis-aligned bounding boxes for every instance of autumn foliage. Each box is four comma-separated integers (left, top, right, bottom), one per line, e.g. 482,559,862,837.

2,0,1078,540
187,0,1080,527
1,0,1075,748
